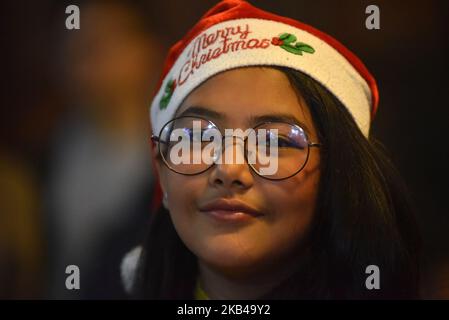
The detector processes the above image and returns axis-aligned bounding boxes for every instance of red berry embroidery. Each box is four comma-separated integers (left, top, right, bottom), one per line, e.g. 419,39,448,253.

271,37,283,46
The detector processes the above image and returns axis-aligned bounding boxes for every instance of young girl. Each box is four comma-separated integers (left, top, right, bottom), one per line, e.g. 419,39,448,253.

122,0,420,299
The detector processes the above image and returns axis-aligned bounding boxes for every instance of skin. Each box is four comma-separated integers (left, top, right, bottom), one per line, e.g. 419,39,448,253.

155,67,321,299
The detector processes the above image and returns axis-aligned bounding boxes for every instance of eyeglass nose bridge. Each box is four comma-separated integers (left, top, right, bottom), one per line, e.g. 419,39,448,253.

212,134,248,164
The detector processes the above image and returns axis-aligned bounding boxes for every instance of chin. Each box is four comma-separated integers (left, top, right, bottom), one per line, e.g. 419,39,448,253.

194,234,267,271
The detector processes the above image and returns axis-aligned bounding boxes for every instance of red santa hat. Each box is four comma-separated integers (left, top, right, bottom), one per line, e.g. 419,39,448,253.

150,0,379,138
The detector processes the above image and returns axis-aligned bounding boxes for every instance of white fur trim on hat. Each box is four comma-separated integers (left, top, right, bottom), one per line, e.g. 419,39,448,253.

120,246,142,295
151,18,373,137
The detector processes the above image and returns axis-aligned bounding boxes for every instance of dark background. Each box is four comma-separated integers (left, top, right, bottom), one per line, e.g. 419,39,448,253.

1,0,448,299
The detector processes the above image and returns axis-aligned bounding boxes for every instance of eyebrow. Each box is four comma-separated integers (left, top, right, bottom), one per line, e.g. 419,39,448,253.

176,106,226,120
176,106,312,135
249,113,312,135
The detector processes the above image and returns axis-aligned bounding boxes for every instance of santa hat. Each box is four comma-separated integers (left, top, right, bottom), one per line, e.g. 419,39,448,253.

150,0,378,138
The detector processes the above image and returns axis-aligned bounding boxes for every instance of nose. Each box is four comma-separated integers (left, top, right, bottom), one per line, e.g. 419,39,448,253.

208,136,254,191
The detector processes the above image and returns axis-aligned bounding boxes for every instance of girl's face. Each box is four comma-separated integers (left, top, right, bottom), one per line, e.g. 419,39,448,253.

156,68,321,277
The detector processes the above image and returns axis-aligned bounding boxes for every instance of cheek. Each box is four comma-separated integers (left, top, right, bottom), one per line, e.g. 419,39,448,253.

164,173,206,247
259,159,321,250
285,160,320,215
165,173,203,214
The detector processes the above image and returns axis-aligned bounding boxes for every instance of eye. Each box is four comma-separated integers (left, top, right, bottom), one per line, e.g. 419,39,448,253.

258,131,305,150
183,128,219,143
201,128,219,141
276,136,306,149
277,136,295,148
177,128,199,143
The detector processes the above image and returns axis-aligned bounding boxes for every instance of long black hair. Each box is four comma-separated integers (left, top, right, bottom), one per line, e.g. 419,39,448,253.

133,67,421,299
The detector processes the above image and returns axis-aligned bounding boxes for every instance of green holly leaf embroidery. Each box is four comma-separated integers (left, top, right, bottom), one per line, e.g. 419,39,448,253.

282,45,303,55
279,33,295,42
273,33,315,56
159,79,177,110
295,42,315,54
159,96,169,110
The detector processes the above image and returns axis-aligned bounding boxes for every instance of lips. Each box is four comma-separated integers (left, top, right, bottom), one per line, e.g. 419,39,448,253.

198,198,264,222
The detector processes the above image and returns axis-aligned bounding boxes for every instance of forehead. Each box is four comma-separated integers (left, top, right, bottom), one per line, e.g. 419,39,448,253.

177,67,314,132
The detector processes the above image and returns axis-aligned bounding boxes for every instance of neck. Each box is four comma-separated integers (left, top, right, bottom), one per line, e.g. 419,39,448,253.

198,255,302,300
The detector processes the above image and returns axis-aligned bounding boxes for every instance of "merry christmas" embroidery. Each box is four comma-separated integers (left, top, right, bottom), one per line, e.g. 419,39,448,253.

177,24,270,87
159,25,316,110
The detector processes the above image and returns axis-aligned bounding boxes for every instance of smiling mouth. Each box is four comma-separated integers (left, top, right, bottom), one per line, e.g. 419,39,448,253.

198,198,264,222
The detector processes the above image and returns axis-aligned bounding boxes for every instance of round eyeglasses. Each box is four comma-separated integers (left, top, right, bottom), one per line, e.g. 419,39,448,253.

151,116,321,180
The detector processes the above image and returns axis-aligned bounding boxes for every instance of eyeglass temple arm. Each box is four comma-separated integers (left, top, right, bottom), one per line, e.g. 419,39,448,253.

151,135,167,144
309,142,321,148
